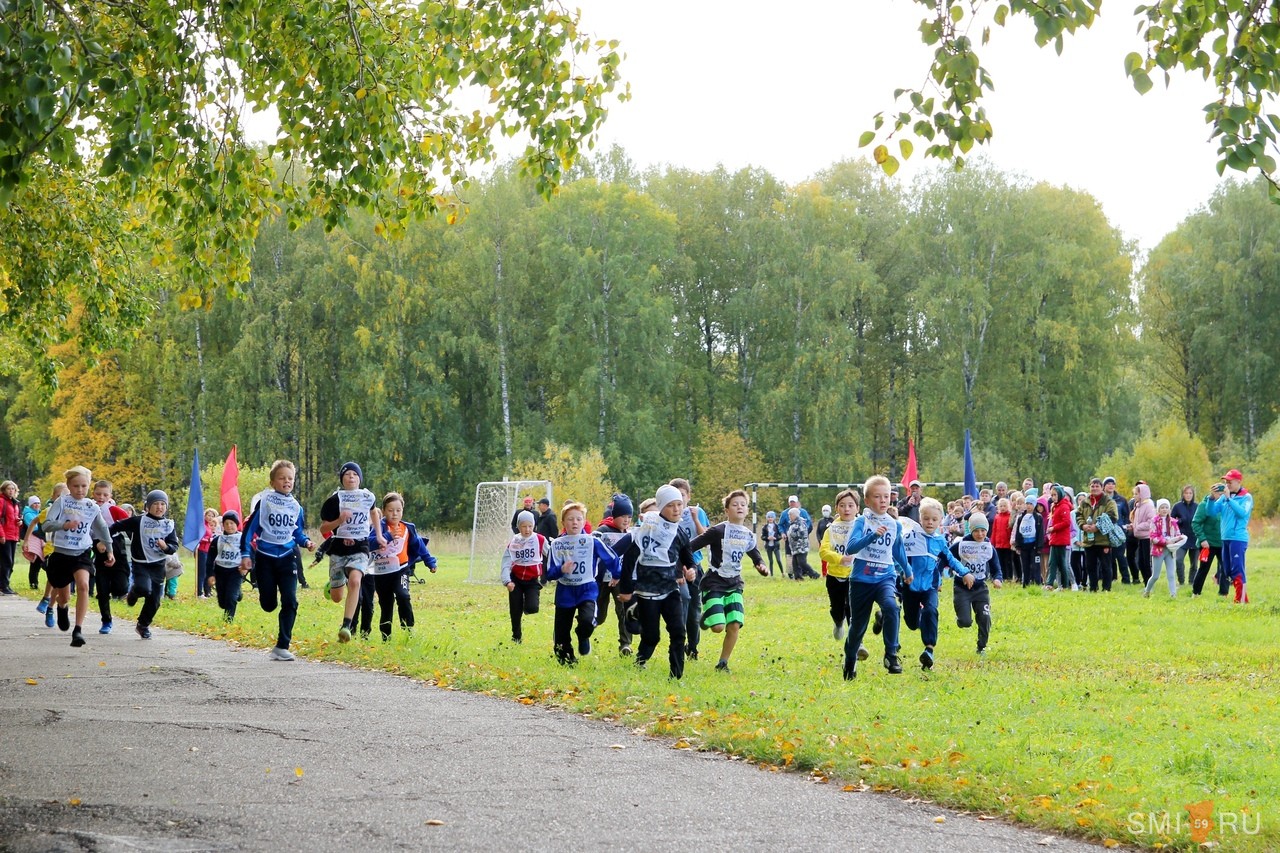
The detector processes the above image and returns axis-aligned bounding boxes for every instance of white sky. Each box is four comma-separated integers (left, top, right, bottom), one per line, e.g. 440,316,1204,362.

570,0,1226,252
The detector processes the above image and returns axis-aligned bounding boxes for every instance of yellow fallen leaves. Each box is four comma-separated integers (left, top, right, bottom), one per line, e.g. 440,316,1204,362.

68,798,81,807
933,815,946,824
295,768,304,778
1103,841,1120,849
24,678,38,685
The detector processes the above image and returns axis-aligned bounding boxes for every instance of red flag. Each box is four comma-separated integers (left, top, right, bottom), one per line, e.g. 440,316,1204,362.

220,445,243,528
901,439,919,489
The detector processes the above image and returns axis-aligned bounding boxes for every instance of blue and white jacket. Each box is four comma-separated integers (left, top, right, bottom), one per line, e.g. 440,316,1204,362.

843,512,910,584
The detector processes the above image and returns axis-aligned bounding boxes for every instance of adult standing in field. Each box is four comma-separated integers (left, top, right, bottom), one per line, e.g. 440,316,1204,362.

1191,486,1226,596
1103,477,1132,584
1077,478,1118,592
0,481,21,595
511,496,536,533
1206,469,1252,603
535,498,559,541
896,480,923,523
778,494,813,563
1170,485,1199,586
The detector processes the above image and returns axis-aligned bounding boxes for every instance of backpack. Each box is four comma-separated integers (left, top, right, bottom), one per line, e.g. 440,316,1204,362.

1095,511,1126,548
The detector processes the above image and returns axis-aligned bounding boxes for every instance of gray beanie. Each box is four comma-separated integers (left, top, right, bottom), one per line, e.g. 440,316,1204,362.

145,489,170,508
968,512,990,531
516,510,535,526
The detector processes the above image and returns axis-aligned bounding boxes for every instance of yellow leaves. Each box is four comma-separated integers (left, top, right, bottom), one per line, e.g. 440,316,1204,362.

355,87,368,100
294,767,304,778
873,145,889,165
1031,796,1054,809
68,798,81,807
24,678,38,685
1102,840,1121,849
672,739,692,750
933,815,946,823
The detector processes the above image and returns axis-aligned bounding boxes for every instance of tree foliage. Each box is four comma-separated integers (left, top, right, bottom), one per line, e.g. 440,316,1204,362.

512,441,616,522
1093,420,1214,505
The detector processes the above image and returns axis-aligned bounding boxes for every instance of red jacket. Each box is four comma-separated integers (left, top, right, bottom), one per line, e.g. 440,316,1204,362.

1047,499,1074,547
990,511,1013,549
0,496,19,541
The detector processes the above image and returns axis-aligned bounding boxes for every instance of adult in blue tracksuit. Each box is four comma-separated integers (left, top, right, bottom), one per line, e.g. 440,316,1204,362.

841,477,911,680
1206,469,1252,603
899,502,962,671
949,513,1003,656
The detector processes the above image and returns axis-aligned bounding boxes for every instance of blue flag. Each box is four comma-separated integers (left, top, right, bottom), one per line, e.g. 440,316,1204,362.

182,449,204,552
963,429,977,499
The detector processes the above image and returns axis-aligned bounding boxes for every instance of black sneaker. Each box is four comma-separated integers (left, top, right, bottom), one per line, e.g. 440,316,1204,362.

919,649,934,670
686,648,698,661
578,637,591,656
70,627,85,648
884,654,903,674
136,624,152,639
842,657,857,681
872,610,884,635
512,635,522,644
57,606,70,631
715,660,730,673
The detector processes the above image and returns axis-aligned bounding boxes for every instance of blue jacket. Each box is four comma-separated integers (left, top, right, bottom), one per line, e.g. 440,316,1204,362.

907,528,961,593
241,493,311,559
844,515,909,584
777,507,813,535
547,534,620,607
1206,489,1252,542
367,520,436,572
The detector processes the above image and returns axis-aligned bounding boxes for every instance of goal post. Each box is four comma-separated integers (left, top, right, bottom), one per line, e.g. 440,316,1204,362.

468,480,553,584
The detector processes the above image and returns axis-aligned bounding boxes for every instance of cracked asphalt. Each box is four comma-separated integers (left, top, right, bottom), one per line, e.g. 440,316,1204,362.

0,596,1109,852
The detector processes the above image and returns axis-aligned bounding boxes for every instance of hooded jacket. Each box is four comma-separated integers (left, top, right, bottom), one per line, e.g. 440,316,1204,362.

1191,496,1223,547
1076,493,1117,548
1046,491,1074,547
1206,488,1252,542
1128,483,1155,539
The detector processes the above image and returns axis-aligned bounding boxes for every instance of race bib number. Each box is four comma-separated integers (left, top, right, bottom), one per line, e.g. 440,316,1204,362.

139,515,174,562
958,540,994,575
1019,513,1037,539
854,515,896,565
636,514,680,567
215,533,243,568
52,497,97,552
371,536,405,574
335,489,375,539
258,492,300,547
716,523,756,577
595,530,626,554
825,520,853,556
899,518,929,558
552,535,596,585
508,535,542,565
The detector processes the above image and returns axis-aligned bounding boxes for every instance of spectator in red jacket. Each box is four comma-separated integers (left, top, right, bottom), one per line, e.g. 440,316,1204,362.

1045,485,1075,590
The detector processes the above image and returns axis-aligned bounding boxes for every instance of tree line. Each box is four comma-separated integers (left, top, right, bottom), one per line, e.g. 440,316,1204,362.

2,153,1274,525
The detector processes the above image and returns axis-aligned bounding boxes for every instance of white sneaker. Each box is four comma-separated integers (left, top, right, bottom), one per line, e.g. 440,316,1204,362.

268,647,296,661
833,623,845,641
1071,584,1079,591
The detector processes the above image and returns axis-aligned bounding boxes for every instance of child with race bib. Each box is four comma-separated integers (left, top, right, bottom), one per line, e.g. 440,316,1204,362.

110,490,180,639
689,489,766,673
502,510,549,644
44,467,116,647
367,492,435,640
319,462,383,643
840,476,911,679
593,495,635,656
949,512,1003,657
210,511,246,621
545,502,619,665
900,498,962,670
817,489,868,662
240,460,316,661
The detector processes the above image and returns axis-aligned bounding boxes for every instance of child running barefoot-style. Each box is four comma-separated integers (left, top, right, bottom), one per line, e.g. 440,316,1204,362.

43,468,116,647
841,476,911,680
545,502,619,665
817,489,868,661
501,510,548,644
950,512,1003,657
689,489,767,673
110,490,180,639
900,498,962,670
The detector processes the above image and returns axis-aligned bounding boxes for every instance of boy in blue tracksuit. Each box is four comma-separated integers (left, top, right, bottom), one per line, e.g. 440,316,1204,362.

950,512,1003,656
545,501,620,665
901,497,962,671
841,476,911,680
1206,469,1252,603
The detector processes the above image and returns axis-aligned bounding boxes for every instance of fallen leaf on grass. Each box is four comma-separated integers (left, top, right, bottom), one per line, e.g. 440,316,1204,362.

672,739,691,750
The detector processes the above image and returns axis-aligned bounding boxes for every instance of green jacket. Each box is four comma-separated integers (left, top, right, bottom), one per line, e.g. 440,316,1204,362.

1075,495,1117,548
1191,496,1223,547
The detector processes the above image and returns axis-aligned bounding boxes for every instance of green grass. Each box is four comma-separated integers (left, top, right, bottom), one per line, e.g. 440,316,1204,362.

51,549,1280,851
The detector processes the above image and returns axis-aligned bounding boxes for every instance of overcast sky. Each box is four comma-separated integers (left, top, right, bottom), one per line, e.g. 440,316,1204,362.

570,0,1228,252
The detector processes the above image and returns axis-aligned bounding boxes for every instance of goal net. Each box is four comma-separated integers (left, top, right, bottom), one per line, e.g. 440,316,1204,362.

468,480,554,584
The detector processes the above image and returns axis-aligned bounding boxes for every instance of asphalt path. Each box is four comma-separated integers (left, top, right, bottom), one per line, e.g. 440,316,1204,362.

0,595,1107,852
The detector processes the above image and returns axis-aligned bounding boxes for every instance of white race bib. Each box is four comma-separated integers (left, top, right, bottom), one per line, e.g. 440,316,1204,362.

899,517,929,558
51,497,98,552
636,514,680,567
958,540,995,576
715,523,756,578
1019,512,1037,539
507,533,543,565
214,533,243,568
334,489,376,539
853,514,896,566
257,492,301,547
825,520,854,556
551,535,596,585
139,515,174,562
595,530,626,554
370,536,405,575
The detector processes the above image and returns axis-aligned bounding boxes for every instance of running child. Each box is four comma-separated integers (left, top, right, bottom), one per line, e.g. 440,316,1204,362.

949,512,1003,656
817,489,867,662
688,489,767,672
840,476,911,679
240,460,316,660
367,492,435,640
90,479,131,632
210,511,246,620
501,510,548,644
545,501,619,665
670,479,708,662
33,483,68,625
900,498,963,670
319,462,383,643
593,495,635,655
616,485,698,679
43,467,116,647
110,490,180,639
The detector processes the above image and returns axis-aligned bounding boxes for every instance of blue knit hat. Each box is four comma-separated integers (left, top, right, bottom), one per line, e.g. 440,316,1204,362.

339,461,362,481
608,493,634,519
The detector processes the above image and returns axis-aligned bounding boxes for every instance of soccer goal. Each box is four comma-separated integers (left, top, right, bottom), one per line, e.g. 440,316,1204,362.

468,480,554,584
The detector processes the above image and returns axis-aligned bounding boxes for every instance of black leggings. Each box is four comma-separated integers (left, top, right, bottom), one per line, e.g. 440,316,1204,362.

129,563,167,628
0,540,15,591
765,545,782,575
215,567,244,619
553,598,596,661
826,575,850,628
28,553,44,588
374,570,414,638
636,593,686,679
508,577,542,641
356,570,375,635
1131,542,1152,584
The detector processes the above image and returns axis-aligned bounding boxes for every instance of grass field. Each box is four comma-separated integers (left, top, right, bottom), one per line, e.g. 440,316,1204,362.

30,545,1276,851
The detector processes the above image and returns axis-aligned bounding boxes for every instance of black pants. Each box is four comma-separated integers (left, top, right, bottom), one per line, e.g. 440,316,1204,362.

996,548,1017,584
129,563,167,628
1071,550,1084,585
195,550,214,597
0,540,15,591
953,583,992,651
1085,546,1112,591
790,552,811,580
28,553,44,588
826,575,850,629
1125,536,1141,583
1111,545,1130,584
595,581,631,649
255,552,299,650
553,598,596,662
96,557,129,625
508,577,541,641
636,593,686,679
356,570,375,635
684,570,702,655
1191,546,1227,595
765,545,782,576
295,545,308,588
1019,548,1041,586
374,570,414,639
1132,541,1152,584
215,566,244,619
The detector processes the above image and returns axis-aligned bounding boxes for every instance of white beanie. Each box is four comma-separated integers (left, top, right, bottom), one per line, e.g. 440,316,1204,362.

516,510,535,526
655,484,683,512
1156,498,1171,511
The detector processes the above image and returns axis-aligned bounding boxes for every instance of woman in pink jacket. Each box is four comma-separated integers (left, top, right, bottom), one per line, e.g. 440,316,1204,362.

1127,482,1156,587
